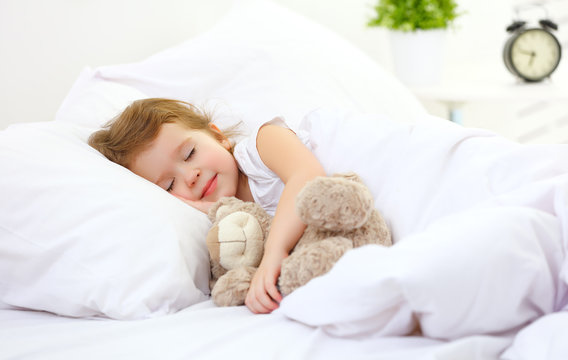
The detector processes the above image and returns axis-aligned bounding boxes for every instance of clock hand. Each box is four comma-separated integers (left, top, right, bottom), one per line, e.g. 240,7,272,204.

518,48,534,56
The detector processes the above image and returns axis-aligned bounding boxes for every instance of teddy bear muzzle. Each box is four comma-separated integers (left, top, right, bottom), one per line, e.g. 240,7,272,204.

207,211,265,270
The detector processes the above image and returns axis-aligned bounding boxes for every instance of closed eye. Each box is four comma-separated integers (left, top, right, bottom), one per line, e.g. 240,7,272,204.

166,179,175,192
185,148,195,161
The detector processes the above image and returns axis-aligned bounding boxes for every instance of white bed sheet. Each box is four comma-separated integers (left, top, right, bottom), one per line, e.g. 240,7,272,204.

0,304,511,360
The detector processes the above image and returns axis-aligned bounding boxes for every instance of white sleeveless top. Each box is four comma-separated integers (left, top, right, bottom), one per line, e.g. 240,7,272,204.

233,117,312,216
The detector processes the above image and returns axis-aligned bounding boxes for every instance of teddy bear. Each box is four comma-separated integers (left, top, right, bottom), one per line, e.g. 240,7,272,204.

205,172,392,306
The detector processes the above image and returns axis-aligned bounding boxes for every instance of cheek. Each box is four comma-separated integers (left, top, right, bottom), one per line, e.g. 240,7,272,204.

217,152,239,185
224,153,239,174
210,148,237,171
130,153,161,182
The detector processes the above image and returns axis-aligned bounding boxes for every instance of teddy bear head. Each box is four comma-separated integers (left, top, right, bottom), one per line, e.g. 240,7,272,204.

206,197,271,289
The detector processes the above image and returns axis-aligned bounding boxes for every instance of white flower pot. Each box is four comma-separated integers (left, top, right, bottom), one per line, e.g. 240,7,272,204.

389,29,447,86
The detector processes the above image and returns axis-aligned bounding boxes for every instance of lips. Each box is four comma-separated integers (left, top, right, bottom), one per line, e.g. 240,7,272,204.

201,174,218,199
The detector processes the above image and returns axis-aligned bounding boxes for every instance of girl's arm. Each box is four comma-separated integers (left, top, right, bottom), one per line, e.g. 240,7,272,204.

244,124,326,314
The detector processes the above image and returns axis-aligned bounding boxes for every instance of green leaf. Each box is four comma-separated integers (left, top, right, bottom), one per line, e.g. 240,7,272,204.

367,0,461,31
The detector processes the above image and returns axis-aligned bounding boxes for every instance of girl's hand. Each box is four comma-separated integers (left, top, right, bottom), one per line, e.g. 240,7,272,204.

245,250,286,314
173,194,214,214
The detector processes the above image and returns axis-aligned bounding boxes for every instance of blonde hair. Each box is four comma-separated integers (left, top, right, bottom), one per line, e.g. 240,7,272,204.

88,98,236,168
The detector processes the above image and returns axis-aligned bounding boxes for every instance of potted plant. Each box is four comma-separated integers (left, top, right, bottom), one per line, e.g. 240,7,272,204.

368,0,461,86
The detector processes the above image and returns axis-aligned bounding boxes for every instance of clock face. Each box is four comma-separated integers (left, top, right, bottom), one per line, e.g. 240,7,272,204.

510,29,561,81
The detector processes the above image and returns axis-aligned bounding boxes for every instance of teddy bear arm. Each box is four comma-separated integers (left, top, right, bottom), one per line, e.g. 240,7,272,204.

351,211,392,248
296,176,374,231
279,237,353,296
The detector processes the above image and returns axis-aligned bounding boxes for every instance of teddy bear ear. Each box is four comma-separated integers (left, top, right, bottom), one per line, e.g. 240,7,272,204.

207,200,225,222
333,172,363,184
215,204,236,221
207,197,244,222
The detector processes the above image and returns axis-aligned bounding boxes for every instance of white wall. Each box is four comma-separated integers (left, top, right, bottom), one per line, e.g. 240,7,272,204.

1,0,566,142
0,0,233,128
280,0,568,144
275,0,516,70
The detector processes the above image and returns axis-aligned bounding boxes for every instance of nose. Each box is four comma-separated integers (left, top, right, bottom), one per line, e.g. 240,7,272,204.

184,167,200,187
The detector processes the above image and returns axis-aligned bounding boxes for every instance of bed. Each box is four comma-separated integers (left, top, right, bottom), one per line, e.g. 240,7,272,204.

1,1,567,359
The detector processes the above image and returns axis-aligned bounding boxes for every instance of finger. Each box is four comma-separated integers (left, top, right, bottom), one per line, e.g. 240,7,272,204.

247,283,277,313
176,197,207,212
264,266,283,303
245,294,270,314
256,289,279,311
172,195,212,214
249,301,269,314
190,201,213,214
266,282,282,303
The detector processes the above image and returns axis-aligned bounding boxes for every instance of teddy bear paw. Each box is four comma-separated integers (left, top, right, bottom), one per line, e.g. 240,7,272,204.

212,266,256,306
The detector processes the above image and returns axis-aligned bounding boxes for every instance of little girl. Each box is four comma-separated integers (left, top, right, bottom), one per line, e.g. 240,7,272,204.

89,98,326,314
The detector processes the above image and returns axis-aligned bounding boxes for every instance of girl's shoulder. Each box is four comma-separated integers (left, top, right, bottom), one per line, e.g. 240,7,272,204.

235,116,312,154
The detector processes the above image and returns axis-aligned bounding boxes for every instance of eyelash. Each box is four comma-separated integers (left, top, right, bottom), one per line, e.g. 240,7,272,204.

166,180,175,192
166,148,195,192
185,148,195,161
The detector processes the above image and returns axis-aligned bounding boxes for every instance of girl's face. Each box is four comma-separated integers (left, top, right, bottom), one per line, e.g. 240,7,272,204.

130,122,239,204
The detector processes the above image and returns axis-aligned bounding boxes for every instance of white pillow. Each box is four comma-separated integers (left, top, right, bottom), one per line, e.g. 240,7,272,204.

55,67,148,131
0,121,210,319
58,0,424,131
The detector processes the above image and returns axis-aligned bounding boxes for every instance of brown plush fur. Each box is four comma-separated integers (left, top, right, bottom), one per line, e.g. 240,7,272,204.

206,172,392,306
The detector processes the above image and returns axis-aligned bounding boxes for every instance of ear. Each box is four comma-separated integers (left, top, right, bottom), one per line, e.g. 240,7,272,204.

208,123,231,150
220,138,231,151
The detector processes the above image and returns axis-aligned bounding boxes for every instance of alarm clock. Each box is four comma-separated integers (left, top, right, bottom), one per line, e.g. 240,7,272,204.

503,19,562,82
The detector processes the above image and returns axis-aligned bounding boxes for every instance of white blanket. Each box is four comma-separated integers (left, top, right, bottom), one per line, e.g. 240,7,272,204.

277,109,568,353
